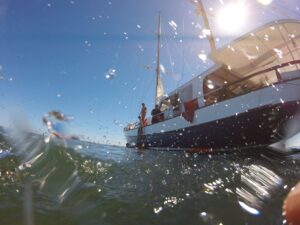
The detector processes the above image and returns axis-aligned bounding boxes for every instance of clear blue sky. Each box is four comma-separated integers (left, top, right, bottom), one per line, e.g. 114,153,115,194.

0,0,299,145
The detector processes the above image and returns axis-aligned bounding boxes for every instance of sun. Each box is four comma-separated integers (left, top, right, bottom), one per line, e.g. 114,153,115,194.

217,2,247,35
257,0,272,5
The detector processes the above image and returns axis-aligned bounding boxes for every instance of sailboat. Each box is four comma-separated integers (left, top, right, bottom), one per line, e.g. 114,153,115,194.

124,1,300,151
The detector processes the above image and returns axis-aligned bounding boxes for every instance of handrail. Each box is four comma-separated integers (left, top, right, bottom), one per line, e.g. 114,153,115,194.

223,60,300,90
124,60,300,131
201,60,300,99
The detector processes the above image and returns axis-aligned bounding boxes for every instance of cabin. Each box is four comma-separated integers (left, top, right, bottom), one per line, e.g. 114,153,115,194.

157,19,300,122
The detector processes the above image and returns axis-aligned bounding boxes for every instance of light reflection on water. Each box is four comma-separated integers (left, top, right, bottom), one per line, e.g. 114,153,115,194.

237,164,282,215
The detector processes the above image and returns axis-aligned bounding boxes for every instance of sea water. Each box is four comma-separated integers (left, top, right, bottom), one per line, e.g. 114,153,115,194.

0,129,299,225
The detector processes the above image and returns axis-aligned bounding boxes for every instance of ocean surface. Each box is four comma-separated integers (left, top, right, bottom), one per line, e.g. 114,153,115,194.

0,128,300,225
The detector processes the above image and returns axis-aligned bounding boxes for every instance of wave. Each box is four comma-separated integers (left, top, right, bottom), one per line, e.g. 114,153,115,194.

1,128,300,225
0,130,124,225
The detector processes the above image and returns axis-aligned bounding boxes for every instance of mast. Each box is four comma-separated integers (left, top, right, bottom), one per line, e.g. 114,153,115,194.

195,0,217,55
155,13,161,106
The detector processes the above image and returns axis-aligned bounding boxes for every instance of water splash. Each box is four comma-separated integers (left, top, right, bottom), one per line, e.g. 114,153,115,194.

236,164,282,215
264,34,269,41
0,64,4,80
168,20,177,31
105,68,117,79
84,40,92,47
153,206,162,214
206,80,215,89
43,110,76,144
159,64,166,74
198,52,207,63
274,48,283,58
238,201,260,215
138,44,144,52
202,29,211,36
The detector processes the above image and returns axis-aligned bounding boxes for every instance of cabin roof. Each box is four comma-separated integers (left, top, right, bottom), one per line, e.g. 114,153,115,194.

211,19,300,77
165,19,300,98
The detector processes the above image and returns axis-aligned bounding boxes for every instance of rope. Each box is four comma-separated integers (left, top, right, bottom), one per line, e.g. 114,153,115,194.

252,0,299,20
161,22,175,81
180,17,186,90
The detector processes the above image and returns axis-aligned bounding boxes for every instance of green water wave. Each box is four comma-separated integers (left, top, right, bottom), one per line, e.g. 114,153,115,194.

1,132,300,225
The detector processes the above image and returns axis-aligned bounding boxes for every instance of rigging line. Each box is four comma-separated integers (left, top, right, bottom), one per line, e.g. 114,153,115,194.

180,17,185,91
140,59,156,104
270,2,300,18
138,16,162,108
161,22,178,97
285,82,300,87
137,70,154,110
143,69,156,102
162,18,192,91
161,22,175,79
126,41,142,112
127,67,141,112
138,29,159,107
125,41,153,120
126,59,135,112
256,2,296,20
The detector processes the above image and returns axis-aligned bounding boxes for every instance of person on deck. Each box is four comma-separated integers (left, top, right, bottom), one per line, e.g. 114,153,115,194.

151,104,162,124
139,103,147,127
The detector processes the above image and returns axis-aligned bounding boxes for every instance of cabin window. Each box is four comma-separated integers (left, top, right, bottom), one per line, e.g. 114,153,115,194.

203,79,222,105
159,93,181,118
160,98,171,111
170,93,179,109
179,85,193,103
203,67,279,105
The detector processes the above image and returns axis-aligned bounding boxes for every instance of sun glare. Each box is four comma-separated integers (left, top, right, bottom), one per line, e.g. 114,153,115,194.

257,0,272,5
217,2,247,35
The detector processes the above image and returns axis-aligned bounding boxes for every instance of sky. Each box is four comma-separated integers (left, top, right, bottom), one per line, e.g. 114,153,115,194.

0,0,299,145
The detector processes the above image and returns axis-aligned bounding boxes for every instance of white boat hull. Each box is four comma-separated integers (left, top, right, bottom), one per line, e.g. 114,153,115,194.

124,78,300,151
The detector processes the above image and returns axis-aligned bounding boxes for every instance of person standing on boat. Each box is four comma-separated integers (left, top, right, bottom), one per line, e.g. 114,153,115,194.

139,103,147,127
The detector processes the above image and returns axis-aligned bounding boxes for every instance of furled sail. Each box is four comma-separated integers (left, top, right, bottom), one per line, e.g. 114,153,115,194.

155,73,164,104
155,14,164,105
